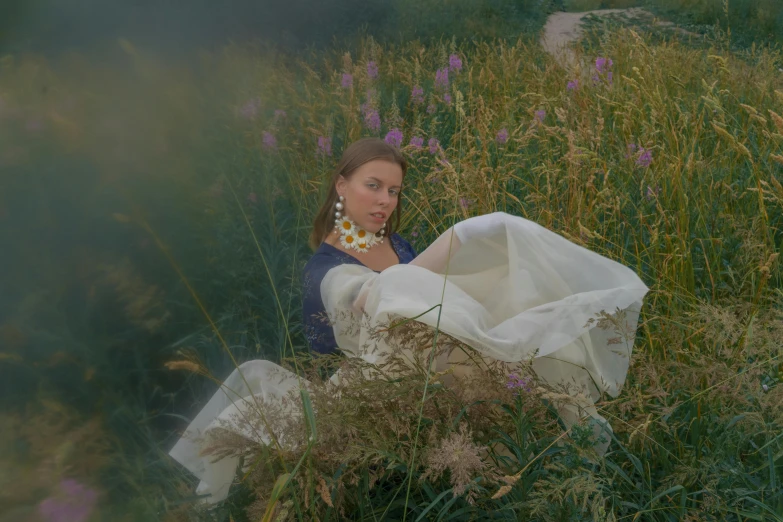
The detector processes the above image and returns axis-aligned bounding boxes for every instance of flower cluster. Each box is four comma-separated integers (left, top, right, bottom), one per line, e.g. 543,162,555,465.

38,479,98,522
506,373,532,394
449,54,462,72
384,128,403,148
262,131,277,151
238,97,261,120
428,137,440,155
361,89,381,132
367,61,379,80
627,143,653,167
593,56,614,86
335,217,382,253
317,136,332,157
364,109,381,132
411,85,425,104
435,68,449,91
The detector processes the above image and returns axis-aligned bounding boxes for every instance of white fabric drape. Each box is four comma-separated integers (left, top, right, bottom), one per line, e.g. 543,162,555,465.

168,212,649,503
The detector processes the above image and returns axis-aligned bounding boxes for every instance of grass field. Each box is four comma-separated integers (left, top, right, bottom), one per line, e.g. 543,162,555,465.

1,2,783,520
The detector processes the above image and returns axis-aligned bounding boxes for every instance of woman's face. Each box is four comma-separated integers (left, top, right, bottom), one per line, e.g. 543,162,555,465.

335,159,403,234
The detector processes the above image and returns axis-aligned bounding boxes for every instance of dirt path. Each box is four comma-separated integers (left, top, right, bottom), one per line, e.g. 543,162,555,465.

541,8,649,69
540,8,696,69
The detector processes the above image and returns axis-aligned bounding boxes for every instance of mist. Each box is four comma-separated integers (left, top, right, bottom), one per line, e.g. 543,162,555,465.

1,0,394,57
0,0,550,518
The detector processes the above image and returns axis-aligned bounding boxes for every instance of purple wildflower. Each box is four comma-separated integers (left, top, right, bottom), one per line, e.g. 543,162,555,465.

427,103,436,114
274,109,287,120
626,143,638,158
261,131,277,150
459,197,473,209
39,479,98,522
449,54,463,73
411,85,425,104
595,57,613,74
567,79,579,91
443,93,452,105
506,373,532,393
367,61,379,80
429,176,442,183
593,57,614,87
238,98,261,120
341,73,353,88
410,136,424,149
428,137,440,155
435,67,449,91
385,128,404,148
317,136,332,157
247,192,258,204
496,128,508,145
637,148,653,167
364,109,381,132
534,110,546,123
411,229,419,237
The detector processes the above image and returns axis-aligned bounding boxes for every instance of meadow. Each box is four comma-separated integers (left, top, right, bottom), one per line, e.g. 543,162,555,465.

1,2,783,521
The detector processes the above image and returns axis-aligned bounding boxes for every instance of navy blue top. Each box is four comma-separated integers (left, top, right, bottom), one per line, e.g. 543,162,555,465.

302,233,417,355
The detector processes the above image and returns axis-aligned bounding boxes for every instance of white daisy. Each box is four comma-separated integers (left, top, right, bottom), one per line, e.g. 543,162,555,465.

354,228,371,244
337,218,355,235
340,233,357,250
354,239,370,253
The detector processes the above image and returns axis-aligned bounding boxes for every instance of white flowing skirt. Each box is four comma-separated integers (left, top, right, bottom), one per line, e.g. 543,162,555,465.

169,213,650,503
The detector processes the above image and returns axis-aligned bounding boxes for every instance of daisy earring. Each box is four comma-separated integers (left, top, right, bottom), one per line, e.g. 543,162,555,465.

334,195,357,240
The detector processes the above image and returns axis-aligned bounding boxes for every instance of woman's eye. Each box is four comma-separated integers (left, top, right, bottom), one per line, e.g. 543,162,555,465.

390,189,399,196
368,183,378,189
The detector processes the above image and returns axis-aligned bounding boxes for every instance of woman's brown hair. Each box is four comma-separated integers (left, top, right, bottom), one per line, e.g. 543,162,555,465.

309,138,408,250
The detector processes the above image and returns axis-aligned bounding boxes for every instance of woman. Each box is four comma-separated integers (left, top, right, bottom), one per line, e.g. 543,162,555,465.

302,138,417,356
169,138,650,503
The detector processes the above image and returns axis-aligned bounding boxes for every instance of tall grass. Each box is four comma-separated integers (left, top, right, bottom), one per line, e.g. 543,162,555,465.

560,0,783,49
651,0,783,48
0,0,557,56
1,17,782,522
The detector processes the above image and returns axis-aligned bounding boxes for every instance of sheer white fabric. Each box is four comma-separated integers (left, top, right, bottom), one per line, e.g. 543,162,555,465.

168,212,649,503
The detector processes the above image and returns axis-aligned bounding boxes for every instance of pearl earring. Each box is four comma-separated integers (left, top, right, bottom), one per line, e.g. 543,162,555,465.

333,195,344,233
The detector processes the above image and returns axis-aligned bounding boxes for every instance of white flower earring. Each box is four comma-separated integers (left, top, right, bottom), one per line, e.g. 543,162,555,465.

333,195,378,252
